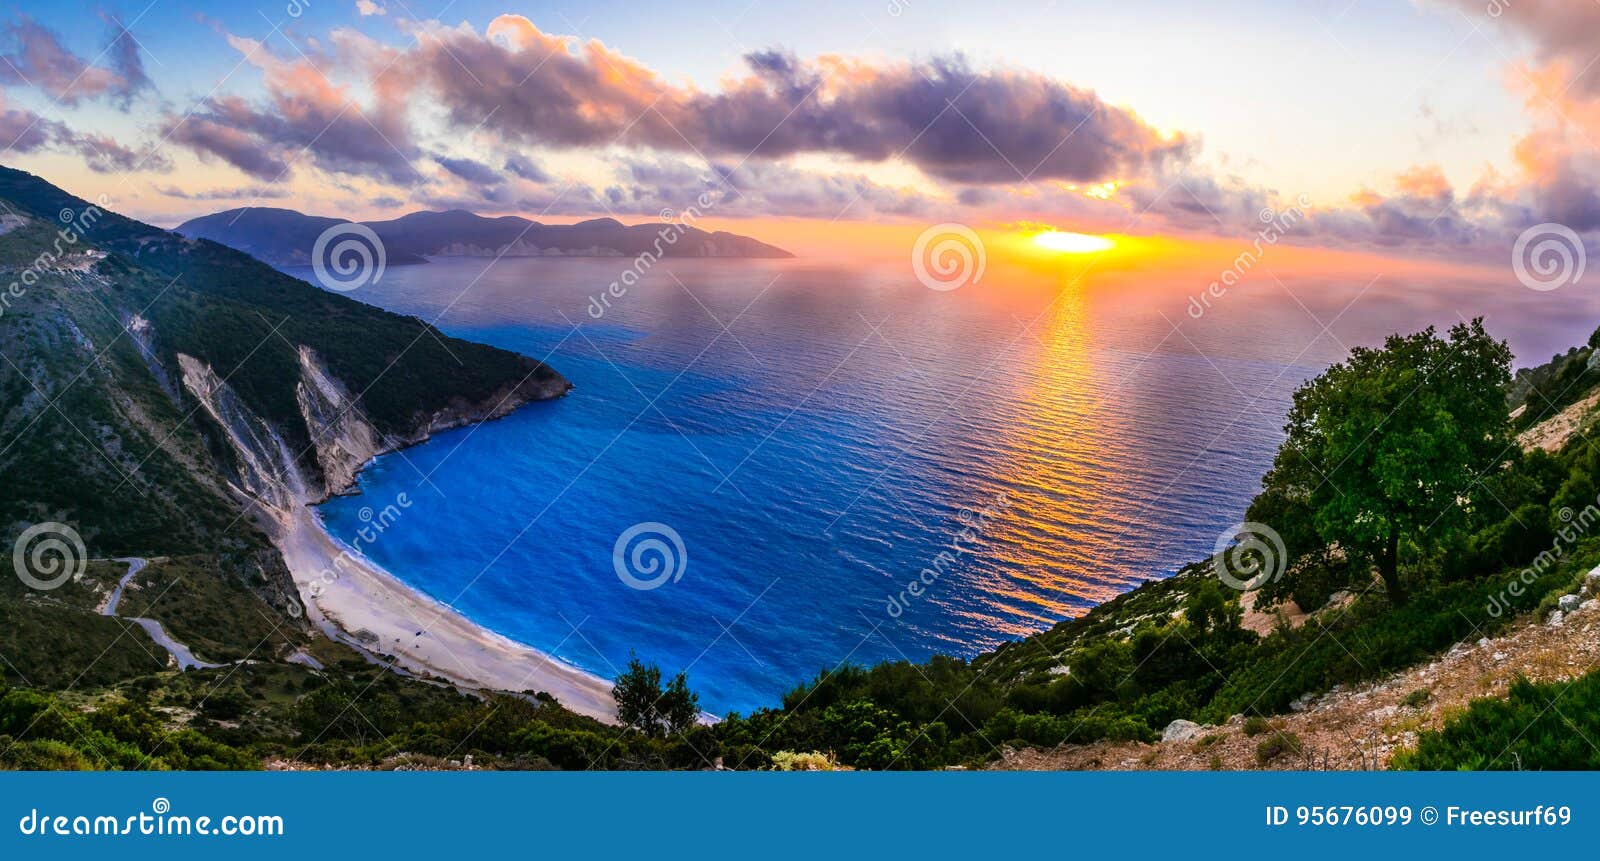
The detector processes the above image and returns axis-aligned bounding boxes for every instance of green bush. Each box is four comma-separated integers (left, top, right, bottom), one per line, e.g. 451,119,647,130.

1395,674,1600,770
1255,731,1303,765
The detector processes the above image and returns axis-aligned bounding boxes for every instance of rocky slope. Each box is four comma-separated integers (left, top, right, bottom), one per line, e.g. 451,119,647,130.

993,577,1600,770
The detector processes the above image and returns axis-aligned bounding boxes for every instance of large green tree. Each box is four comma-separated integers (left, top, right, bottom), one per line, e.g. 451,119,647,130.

1250,319,1512,604
612,654,700,737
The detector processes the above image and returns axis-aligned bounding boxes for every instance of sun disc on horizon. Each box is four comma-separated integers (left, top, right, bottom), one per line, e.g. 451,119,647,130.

1033,230,1115,254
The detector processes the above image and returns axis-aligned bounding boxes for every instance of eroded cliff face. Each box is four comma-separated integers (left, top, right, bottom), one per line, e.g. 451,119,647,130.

176,341,569,517
406,369,571,443
295,346,387,498
177,352,307,515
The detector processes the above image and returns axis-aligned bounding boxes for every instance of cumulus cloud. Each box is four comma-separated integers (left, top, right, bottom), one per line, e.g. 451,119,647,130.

162,99,290,180
158,183,290,200
36,6,1591,260
0,16,149,108
434,154,501,185
0,89,63,153
102,15,150,109
76,133,172,174
503,152,548,182
0,85,168,173
392,15,1188,186
163,33,419,184
1428,1,1600,243
599,156,940,219
1442,0,1600,96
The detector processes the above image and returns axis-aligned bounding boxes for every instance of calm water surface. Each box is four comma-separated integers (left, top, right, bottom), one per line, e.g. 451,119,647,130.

301,252,1585,714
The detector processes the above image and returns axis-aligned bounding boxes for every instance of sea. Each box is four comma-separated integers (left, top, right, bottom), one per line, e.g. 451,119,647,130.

292,249,1584,715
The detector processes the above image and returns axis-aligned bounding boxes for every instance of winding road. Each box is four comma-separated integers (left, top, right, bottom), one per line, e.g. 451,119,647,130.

103,558,223,671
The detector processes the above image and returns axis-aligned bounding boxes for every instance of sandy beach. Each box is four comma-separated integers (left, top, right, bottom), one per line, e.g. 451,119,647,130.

279,506,617,722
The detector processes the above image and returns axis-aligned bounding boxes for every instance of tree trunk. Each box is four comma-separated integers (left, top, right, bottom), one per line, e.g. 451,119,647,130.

1378,529,1405,604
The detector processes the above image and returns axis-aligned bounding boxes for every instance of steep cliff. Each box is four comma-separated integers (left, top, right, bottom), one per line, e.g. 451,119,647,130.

0,166,572,683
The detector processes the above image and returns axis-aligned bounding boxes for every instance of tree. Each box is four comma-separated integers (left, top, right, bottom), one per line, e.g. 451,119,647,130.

612,654,663,735
611,653,700,737
1251,319,1512,604
659,671,701,736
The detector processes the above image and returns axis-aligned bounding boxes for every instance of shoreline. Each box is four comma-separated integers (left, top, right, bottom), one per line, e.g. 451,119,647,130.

279,503,617,723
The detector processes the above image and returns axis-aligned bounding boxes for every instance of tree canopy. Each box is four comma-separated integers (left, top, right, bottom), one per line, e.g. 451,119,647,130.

612,654,700,737
1248,319,1513,603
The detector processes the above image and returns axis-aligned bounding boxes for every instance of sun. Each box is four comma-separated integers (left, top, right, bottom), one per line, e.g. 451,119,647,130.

1033,230,1116,254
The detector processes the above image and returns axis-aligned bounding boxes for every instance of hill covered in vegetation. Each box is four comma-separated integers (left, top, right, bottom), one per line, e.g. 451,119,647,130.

176,206,794,267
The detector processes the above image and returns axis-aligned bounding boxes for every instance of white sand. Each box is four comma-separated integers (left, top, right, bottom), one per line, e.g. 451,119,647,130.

280,506,617,722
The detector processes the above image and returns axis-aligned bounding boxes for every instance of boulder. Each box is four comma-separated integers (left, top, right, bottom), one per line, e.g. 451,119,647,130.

1162,719,1204,742
1560,594,1582,614
1548,610,1565,628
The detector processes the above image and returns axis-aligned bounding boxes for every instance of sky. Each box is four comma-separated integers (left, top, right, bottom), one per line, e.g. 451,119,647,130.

0,0,1597,263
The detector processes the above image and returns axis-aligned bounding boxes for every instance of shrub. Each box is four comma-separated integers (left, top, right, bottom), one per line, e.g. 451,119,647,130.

1395,673,1600,770
769,750,845,771
1400,689,1431,709
1255,731,1303,765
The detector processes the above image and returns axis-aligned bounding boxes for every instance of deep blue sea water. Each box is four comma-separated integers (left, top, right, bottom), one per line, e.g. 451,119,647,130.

295,253,1581,715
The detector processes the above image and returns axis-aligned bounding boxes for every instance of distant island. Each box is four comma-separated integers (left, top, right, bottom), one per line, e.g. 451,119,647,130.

175,207,794,267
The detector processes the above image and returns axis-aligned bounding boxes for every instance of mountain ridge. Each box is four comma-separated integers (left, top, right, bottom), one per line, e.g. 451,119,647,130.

176,206,794,268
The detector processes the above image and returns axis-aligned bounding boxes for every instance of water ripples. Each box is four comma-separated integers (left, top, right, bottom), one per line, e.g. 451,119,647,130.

309,256,1474,714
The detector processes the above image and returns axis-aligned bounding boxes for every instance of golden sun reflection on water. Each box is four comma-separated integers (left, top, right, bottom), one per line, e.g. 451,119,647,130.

947,275,1140,637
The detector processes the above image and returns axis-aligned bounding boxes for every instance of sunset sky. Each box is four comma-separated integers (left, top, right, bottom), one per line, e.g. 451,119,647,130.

1,0,1597,262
